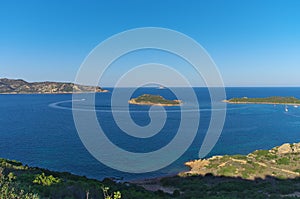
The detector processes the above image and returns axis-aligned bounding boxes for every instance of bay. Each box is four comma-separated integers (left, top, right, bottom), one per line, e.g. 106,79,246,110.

1,87,300,181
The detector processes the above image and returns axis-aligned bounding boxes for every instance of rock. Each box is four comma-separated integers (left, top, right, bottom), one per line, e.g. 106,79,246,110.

291,143,300,153
185,159,209,171
277,143,292,154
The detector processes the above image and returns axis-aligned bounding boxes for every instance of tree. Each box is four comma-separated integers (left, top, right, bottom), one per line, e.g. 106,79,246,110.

101,186,121,199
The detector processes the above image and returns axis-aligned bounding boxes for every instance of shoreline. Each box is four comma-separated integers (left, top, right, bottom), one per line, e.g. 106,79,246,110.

0,90,110,95
131,141,300,190
128,99,182,106
223,99,300,106
2,141,300,196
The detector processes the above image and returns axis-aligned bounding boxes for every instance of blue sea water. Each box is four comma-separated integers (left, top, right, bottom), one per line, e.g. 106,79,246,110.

1,87,300,181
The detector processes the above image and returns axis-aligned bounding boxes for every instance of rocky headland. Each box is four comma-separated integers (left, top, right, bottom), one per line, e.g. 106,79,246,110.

181,142,300,180
0,78,108,94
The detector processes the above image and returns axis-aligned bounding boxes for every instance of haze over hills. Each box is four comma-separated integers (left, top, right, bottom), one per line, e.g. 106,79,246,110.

0,78,108,94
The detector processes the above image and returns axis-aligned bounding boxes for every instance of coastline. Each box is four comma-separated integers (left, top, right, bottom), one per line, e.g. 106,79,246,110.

0,90,110,95
128,100,181,106
2,141,300,197
223,99,300,106
128,99,182,106
132,141,300,190
0,78,110,94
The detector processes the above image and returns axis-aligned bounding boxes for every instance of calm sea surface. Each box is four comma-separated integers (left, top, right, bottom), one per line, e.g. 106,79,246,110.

1,87,300,180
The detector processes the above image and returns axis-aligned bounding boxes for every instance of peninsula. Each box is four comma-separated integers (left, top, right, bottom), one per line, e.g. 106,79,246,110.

181,142,300,180
129,94,182,106
132,141,300,198
0,78,109,94
224,96,300,105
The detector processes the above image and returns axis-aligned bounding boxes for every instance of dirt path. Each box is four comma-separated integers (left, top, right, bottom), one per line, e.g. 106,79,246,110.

231,158,247,164
130,176,177,194
256,161,299,176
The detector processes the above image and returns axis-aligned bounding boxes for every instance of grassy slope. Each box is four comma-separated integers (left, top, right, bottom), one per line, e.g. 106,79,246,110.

160,142,300,198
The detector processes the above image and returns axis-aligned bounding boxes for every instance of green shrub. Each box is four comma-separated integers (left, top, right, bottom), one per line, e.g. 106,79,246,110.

33,173,61,186
276,157,290,165
294,169,300,173
173,189,180,197
217,166,236,176
231,154,247,160
254,150,269,157
0,172,39,199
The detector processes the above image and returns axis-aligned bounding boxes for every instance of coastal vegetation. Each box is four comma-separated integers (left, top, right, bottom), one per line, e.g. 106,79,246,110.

2,142,300,198
141,142,300,198
0,158,168,199
129,94,182,106
181,143,300,180
224,96,300,105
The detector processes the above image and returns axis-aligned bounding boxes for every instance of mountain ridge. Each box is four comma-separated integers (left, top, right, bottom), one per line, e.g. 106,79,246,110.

0,78,108,94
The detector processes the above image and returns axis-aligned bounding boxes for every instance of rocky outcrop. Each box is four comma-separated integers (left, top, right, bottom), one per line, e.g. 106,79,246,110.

276,143,300,154
181,142,300,180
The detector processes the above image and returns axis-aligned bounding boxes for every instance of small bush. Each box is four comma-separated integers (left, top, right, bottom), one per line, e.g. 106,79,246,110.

276,157,290,165
33,173,61,186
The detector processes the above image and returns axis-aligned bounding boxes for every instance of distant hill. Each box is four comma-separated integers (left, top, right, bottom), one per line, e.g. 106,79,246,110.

0,78,108,94
224,96,300,105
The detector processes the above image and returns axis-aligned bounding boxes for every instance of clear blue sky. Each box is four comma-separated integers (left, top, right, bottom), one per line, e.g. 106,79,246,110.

0,0,300,86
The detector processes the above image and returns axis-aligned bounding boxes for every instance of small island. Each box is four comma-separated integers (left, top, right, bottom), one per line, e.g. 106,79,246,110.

129,94,182,106
224,96,300,105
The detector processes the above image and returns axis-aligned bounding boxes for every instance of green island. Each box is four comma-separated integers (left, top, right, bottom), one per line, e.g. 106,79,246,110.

3,142,300,198
129,94,182,106
224,96,300,105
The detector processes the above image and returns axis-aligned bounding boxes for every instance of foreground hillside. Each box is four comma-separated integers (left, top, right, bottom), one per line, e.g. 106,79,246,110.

2,142,300,198
139,142,300,198
0,158,168,199
0,78,108,94
183,142,300,179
